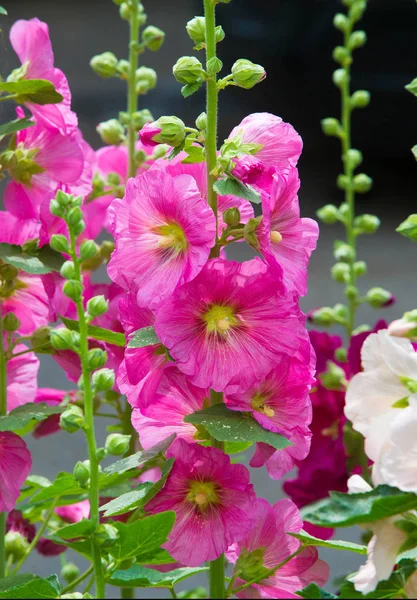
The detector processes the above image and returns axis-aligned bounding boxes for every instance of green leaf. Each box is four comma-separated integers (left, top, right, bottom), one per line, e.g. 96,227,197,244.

181,81,202,98
339,559,417,599
182,146,205,164
289,530,367,554
105,434,176,475
108,565,208,589
406,78,417,97
128,326,160,348
54,518,94,540
0,574,60,599
224,441,253,454
61,316,126,347
301,485,417,528
46,535,93,560
0,403,64,432
99,484,153,517
412,145,417,161
213,177,261,204
396,214,417,242
109,511,176,562
0,6,7,15
184,404,291,450
0,242,64,275
297,583,337,599
0,117,34,138
140,548,176,565
140,458,174,506
0,79,63,105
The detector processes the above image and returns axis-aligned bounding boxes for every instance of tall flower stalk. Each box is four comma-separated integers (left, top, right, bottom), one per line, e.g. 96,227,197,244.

0,312,6,579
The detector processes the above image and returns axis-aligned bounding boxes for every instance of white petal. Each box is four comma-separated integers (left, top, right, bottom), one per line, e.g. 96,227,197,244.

347,475,372,494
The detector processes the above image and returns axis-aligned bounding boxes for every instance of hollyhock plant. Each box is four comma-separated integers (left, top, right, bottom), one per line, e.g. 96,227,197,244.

155,257,308,393
108,168,216,309
7,348,39,412
146,438,256,566
0,431,32,512
32,388,68,438
226,498,329,599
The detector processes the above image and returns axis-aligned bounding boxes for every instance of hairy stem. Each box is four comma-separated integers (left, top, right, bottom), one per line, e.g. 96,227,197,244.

69,231,105,599
127,0,140,178
0,310,6,579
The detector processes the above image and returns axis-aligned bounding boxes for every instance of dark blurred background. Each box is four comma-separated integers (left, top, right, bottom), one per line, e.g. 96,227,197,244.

1,0,417,595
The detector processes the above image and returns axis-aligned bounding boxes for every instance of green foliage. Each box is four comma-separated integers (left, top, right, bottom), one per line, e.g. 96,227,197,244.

108,565,208,589
104,434,176,475
289,530,367,554
397,214,417,242
0,574,60,599
0,403,64,432
297,583,337,599
213,177,261,204
0,243,65,275
0,117,34,138
128,325,160,348
100,484,153,517
0,79,63,104
60,316,126,347
339,560,417,598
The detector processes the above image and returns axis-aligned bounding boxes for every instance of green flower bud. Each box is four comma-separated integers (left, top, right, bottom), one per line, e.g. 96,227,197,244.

105,433,131,456
135,66,157,94
353,260,367,277
86,348,107,371
186,16,206,44
335,347,348,362
331,262,350,283
354,214,380,234
352,324,371,336
353,173,373,193
73,460,90,485
116,59,131,80
63,280,83,301
337,174,349,190
321,118,343,137
87,295,109,318
231,59,266,89
348,30,367,50
67,206,83,226
333,46,351,66
316,204,340,224
70,331,81,350
71,196,83,208
96,119,125,145
334,242,355,262
319,361,347,391
61,562,80,585
397,214,417,241
2,312,21,332
73,220,86,236
151,116,186,147
243,217,262,250
132,109,154,130
60,405,85,433
308,307,336,327
173,56,203,85
50,234,70,254
344,148,363,170
50,199,65,218
93,524,119,548
350,1,366,23
345,285,359,301
31,326,51,349
339,202,350,219
56,189,72,207
119,2,132,20
51,328,74,351
142,25,165,51
5,531,30,562
207,56,223,76
60,261,76,280
195,112,207,130
351,90,370,108
366,287,394,308
332,68,347,89
223,207,241,227
92,368,115,392
96,447,107,462
90,52,118,78
80,240,99,262
333,13,349,31
215,25,225,44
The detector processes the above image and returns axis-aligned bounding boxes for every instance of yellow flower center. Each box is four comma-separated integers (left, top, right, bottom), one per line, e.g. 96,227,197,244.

251,393,275,417
154,222,187,255
203,304,239,336
186,481,220,511
270,230,282,244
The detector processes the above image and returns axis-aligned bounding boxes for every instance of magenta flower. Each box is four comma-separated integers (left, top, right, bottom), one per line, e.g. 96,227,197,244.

258,169,319,296
0,431,32,512
225,358,313,479
36,538,66,556
132,367,208,447
155,258,308,393
56,500,90,523
7,347,40,412
10,18,78,134
32,388,69,438
140,122,163,147
108,169,216,308
6,510,36,543
146,438,256,566
4,114,85,220
226,498,329,599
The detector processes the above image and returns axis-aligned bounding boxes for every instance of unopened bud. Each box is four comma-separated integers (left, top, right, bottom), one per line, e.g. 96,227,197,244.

316,204,340,224
97,119,125,145
308,307,336,327
195,112,207,130
333,13,349,31
396,214,417,242
105,433,131,456
231,59,266,89
87,295,108,318
92,368,115,392
73,461,90,486
63,280,83,301
86,348,107,371
136,66,157,94
319,360,347,391
140,116,186,148
61,562,80,585
333,68,347,89
90,52,118,78
223,207,241,227
333,46,351,66
353,173,373,193
142,26,165,51
93,524,119,548
351,90,370,108
56,190,72,207
350,1,366,22
186,16,206,44
331,262,350,283
215,26,225,44
337,174,349,191
2,312,21,332
349,30,367,50
51,328,74,351
334,242,355,262
80,240,99,262
344,148,363,170
366,287,394,308
321,118,342,137
173,56,203,85
50,234,70,254
60,405,85,433
60,261,75,280
5,531,29,562
353,261,367,277
67,206,83,226
50,199,65,218
354,214,380,235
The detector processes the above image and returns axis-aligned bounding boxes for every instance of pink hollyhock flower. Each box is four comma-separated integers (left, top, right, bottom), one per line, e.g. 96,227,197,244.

155,257,308,393
132,367,208,447
4,113,85,220
226,498,329,599
56,500,90,523
258,169,319,296
140,122,163,147
32,388,67,438
0,431,32,511
108,169,216,308
7,347,39,412
118,293,170,408
227,113,303,181
36,538,66,556
9,18,78,134
226,358,313,479
146,438,256,566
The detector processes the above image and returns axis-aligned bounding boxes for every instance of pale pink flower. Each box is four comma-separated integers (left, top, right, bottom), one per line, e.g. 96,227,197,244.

56,500,90,524
140,123,163,147
0,431,32,511
108,169,216,309
226,498,329,599
146,438,256,566
7,346,40,412
155,257,309,393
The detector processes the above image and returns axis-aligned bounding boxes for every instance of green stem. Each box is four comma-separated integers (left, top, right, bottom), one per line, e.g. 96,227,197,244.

341,22,356,339
11,500,57,575
60,565,94,595
127,0,140,179
69,231,105,599
169,586,178,599
121,588,135,599
0,309,7,579
8,343,50,360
